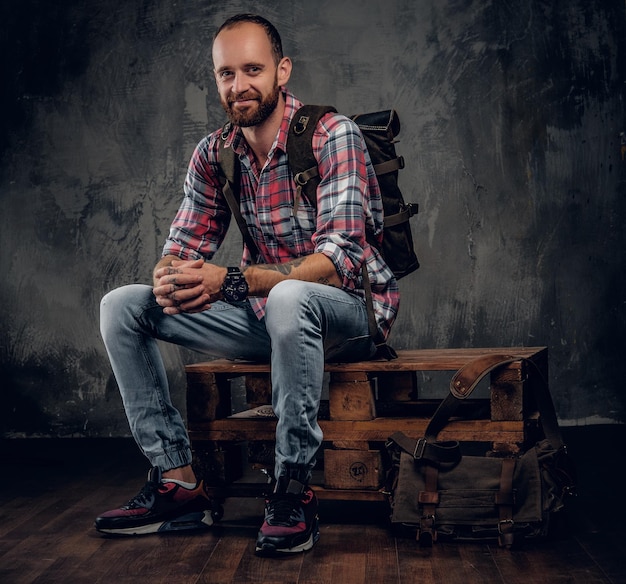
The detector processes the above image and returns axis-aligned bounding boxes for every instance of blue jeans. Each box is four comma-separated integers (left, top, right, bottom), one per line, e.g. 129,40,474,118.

100,280,376,482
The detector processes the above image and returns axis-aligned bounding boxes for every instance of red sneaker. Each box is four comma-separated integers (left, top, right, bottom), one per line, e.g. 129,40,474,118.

95,467,213,535
255,478,320,555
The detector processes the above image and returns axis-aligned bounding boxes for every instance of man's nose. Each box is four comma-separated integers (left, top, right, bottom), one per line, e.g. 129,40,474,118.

231,72,249,95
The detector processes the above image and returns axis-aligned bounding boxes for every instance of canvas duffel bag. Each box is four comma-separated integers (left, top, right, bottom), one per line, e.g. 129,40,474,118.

385,354,577,548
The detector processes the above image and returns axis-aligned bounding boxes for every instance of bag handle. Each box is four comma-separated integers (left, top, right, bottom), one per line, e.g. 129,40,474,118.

425,353,565,450
389,352,565,465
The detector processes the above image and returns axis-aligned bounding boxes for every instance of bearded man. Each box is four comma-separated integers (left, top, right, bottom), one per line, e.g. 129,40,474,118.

95,13,399,556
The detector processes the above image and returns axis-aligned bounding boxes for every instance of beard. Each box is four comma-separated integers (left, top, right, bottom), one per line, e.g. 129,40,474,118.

222,83,281,127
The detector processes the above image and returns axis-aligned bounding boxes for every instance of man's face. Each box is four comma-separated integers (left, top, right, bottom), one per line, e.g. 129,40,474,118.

212,22,289,127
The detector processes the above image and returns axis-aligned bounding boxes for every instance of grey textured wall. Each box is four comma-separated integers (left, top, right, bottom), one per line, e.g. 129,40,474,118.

1,0,624,437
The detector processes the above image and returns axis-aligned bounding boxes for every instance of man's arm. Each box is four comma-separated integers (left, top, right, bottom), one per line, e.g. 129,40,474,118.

152,252,341,315
244,252,341,296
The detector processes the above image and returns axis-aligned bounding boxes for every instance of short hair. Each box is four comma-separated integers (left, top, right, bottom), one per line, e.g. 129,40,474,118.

214,14,283,65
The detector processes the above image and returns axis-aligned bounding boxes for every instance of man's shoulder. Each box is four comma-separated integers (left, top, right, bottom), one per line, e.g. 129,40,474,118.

285,104,359,141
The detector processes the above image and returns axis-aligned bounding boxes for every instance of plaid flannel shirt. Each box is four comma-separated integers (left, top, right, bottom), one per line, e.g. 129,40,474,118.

163,91,399,340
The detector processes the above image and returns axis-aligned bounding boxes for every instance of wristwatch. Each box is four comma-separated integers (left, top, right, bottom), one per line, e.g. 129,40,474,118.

221,267,249,303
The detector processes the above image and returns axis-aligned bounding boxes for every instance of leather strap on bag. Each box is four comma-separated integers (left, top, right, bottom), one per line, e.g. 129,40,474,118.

496,458,516,549
387,431,461,466
450,353,519,398
425,353,565,450
417,464,439,546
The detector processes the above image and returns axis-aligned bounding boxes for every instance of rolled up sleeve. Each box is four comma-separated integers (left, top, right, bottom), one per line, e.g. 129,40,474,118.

312,117,375,291
162,136,230,260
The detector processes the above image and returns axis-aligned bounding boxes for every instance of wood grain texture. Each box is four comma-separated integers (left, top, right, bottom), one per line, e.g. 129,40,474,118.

0,428,623,584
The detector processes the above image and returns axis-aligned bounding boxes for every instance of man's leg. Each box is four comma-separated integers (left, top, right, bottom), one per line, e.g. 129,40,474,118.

255,280,375,555
96,283,271,535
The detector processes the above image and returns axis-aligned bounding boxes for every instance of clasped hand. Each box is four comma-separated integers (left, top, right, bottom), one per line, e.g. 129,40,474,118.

153,258,226,315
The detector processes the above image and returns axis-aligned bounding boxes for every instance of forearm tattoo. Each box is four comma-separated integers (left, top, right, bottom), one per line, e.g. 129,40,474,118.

254,258,336,287
257,257,306,275
317,276,333,286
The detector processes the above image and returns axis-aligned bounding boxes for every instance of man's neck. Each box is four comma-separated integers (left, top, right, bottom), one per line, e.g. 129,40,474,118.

241,95,286,167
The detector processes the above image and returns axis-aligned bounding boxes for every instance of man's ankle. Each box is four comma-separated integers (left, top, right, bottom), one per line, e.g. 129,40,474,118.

162,465,197,485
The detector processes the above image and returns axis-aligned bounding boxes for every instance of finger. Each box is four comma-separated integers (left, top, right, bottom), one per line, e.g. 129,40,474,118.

163,295,212,315
171,258,204,267
166,274,202,288
175,302,212,314
154,275,201,294
154,286,197,307
153,284,176,298
162,284,205,306
154,266,180,280
177,293,211,312
155,295,176,308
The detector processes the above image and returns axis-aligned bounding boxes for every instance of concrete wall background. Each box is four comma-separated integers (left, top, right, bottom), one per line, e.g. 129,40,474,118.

1,0,624,437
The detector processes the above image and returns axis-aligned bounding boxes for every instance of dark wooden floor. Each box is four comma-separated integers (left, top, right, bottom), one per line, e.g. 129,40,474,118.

1,425,624,584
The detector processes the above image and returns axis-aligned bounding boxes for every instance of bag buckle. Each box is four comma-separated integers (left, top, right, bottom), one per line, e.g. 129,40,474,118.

418,514,436,547
498,519,516,549
293,115,310,135
413,438,427,460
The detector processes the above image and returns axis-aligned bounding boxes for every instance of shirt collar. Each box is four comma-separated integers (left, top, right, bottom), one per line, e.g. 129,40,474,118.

274,90,303,153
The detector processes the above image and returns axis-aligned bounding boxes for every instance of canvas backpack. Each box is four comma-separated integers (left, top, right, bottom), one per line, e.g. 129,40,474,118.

217,105,420,357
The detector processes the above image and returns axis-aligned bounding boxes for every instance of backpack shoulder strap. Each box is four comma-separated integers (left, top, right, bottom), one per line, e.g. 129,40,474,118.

217,123,261,261
218,122,238,186
287,105,337,209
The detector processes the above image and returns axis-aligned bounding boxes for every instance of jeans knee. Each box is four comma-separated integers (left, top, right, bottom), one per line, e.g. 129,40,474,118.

100,284,153,337
265,281,318,335
101,284,144,315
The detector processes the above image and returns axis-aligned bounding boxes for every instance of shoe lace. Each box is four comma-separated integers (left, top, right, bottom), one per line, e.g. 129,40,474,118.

266,493,303,525
125,478,159,509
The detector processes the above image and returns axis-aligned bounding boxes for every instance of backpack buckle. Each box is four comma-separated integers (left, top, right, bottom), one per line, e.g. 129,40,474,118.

221,122,232,141
413,437,427,460
293,115,310,135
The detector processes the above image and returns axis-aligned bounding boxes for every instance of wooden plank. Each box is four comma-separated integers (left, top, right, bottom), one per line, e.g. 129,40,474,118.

185,347,548,375
300,525,368,583
329,378,376,420
205,482,387,501
395,537,436,584
196,531,251,584
233,538,303,583
189,417,525,442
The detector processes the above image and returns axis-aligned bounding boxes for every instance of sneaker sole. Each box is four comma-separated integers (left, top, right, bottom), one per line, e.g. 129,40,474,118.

96,510,213,536
255,521,320,556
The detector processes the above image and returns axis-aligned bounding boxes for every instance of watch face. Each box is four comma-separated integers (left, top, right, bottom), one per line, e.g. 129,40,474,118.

222,269,248,302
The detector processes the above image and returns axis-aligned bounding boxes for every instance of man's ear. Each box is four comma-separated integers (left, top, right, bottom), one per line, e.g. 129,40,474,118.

277,57,292,86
